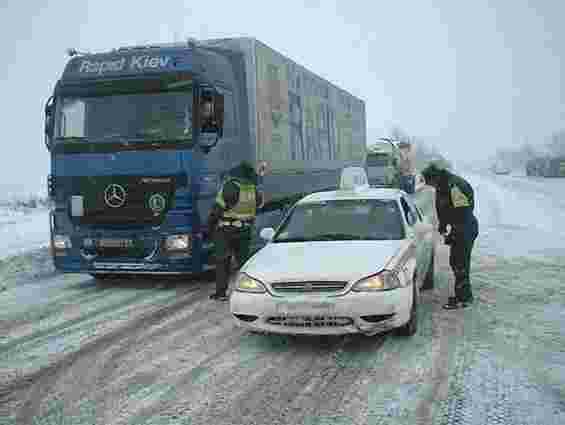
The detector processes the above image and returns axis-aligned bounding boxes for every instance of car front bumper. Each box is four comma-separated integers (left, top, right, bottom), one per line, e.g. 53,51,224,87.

230,287,413,336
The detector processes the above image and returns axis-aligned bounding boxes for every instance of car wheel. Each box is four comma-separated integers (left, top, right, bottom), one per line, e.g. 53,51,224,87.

396,283,418,337
421,249,435,290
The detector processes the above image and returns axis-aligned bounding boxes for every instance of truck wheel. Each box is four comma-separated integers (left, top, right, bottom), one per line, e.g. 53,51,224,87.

421,249,435,290
396,283,418,337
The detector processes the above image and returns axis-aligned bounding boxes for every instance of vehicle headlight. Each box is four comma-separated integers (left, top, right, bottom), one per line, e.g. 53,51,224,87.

235,273,266,293
53,234,72,250
165,234,191,251
352,270,401,292
47,198,57,212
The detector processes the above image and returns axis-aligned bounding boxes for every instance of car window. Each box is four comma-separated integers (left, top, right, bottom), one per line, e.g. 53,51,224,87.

274,199,405,242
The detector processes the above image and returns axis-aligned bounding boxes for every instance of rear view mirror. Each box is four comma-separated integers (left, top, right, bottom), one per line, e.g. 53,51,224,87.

198,88,224,134
197,88,225,154
44,96,55,150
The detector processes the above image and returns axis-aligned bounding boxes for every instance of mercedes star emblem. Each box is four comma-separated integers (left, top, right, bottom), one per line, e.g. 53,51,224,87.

104,184,127,208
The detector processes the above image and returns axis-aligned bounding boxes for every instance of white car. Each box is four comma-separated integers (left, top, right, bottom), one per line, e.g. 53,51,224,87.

230,168,435,337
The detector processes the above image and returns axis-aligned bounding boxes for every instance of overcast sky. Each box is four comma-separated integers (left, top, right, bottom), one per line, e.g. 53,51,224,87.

1,0,563,194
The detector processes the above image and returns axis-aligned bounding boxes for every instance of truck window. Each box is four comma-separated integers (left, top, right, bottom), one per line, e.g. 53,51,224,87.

58,99,86,138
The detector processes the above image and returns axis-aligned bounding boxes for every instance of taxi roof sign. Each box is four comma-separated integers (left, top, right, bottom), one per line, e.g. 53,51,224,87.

339,167,369,191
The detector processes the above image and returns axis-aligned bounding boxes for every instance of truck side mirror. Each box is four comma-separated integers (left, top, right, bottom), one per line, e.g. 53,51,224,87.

197,88,225,154
44,96,55,150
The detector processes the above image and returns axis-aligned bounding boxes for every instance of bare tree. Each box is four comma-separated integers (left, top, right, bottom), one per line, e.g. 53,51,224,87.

546,130,565,156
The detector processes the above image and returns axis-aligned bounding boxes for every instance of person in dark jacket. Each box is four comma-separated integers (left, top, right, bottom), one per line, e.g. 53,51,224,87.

207,161,264,301
421,163,479,309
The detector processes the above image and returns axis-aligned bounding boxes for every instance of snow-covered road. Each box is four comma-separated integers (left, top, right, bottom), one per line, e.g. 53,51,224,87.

1,175,564,425
465,171,565,258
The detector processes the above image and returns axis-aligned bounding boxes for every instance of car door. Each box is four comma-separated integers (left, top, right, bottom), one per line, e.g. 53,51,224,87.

399,196,418,283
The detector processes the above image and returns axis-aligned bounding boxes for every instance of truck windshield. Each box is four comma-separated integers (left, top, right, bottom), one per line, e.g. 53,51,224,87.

55,89,193,143
366,155,390,167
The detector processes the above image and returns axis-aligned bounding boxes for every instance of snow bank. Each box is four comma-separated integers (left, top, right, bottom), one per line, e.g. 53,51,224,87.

0,207,50,260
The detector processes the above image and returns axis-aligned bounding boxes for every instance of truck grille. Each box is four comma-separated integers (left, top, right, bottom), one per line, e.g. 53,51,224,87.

267,316,353,328
82,238,159,259
270,281,347,294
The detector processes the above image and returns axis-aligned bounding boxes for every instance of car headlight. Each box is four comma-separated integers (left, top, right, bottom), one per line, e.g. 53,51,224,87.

53,234,72,250
165,234,191,251
235,273,267,293
352,270,401,292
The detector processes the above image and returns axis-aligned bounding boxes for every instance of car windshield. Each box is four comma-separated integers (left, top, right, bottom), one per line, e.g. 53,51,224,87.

366,155,391,167
55,89,193,142
273,199,405,242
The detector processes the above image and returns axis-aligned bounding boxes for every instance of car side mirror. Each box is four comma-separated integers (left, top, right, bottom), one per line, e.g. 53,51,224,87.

260,227,275,241
406,211,416,226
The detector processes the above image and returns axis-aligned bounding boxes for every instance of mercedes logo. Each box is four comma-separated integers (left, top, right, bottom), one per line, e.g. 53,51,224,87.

104,184,127,208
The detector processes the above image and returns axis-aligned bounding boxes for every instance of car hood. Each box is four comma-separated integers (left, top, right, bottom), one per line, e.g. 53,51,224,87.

242,240,404,284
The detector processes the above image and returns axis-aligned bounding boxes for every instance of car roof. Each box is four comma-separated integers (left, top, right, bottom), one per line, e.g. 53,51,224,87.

296,188,405,205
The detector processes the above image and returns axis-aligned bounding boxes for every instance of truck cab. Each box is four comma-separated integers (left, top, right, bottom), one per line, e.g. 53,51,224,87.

365,143,401,188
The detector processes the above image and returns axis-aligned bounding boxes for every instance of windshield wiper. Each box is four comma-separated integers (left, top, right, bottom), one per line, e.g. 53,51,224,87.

273,237,311,243
55,136,88,142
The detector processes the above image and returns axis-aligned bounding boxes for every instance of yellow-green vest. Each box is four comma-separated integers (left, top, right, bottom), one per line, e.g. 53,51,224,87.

215,179,257,220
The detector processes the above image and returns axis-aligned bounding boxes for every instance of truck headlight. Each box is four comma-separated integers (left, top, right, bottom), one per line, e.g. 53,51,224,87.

352,270,401,292
165,234,191,251
53,235,72,250
235,273,266,293
47,198,56,212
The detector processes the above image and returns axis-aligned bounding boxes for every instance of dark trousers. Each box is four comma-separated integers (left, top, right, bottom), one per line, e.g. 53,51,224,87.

448,219,478,302
213,225,252,296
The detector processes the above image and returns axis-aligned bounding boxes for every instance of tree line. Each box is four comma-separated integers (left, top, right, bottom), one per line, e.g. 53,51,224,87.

493,129,565,170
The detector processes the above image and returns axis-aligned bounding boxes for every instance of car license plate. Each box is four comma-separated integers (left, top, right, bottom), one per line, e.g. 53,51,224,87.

97,238,134,248
276,301,334,315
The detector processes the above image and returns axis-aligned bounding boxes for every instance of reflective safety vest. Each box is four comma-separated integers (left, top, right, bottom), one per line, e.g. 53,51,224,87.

215,179,257,220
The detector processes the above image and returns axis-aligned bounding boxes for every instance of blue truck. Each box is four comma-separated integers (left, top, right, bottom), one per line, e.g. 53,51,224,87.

43,37,367,277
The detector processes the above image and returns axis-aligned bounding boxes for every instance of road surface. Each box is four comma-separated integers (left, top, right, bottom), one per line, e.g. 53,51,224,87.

1,172,564,425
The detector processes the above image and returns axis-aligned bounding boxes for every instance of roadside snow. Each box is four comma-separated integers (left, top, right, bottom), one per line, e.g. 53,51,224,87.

461,171,565,258
0,206,50,260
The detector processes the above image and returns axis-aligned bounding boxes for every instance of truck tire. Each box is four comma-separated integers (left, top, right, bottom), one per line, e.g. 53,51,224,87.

396,282,418,337
421,249,435,290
